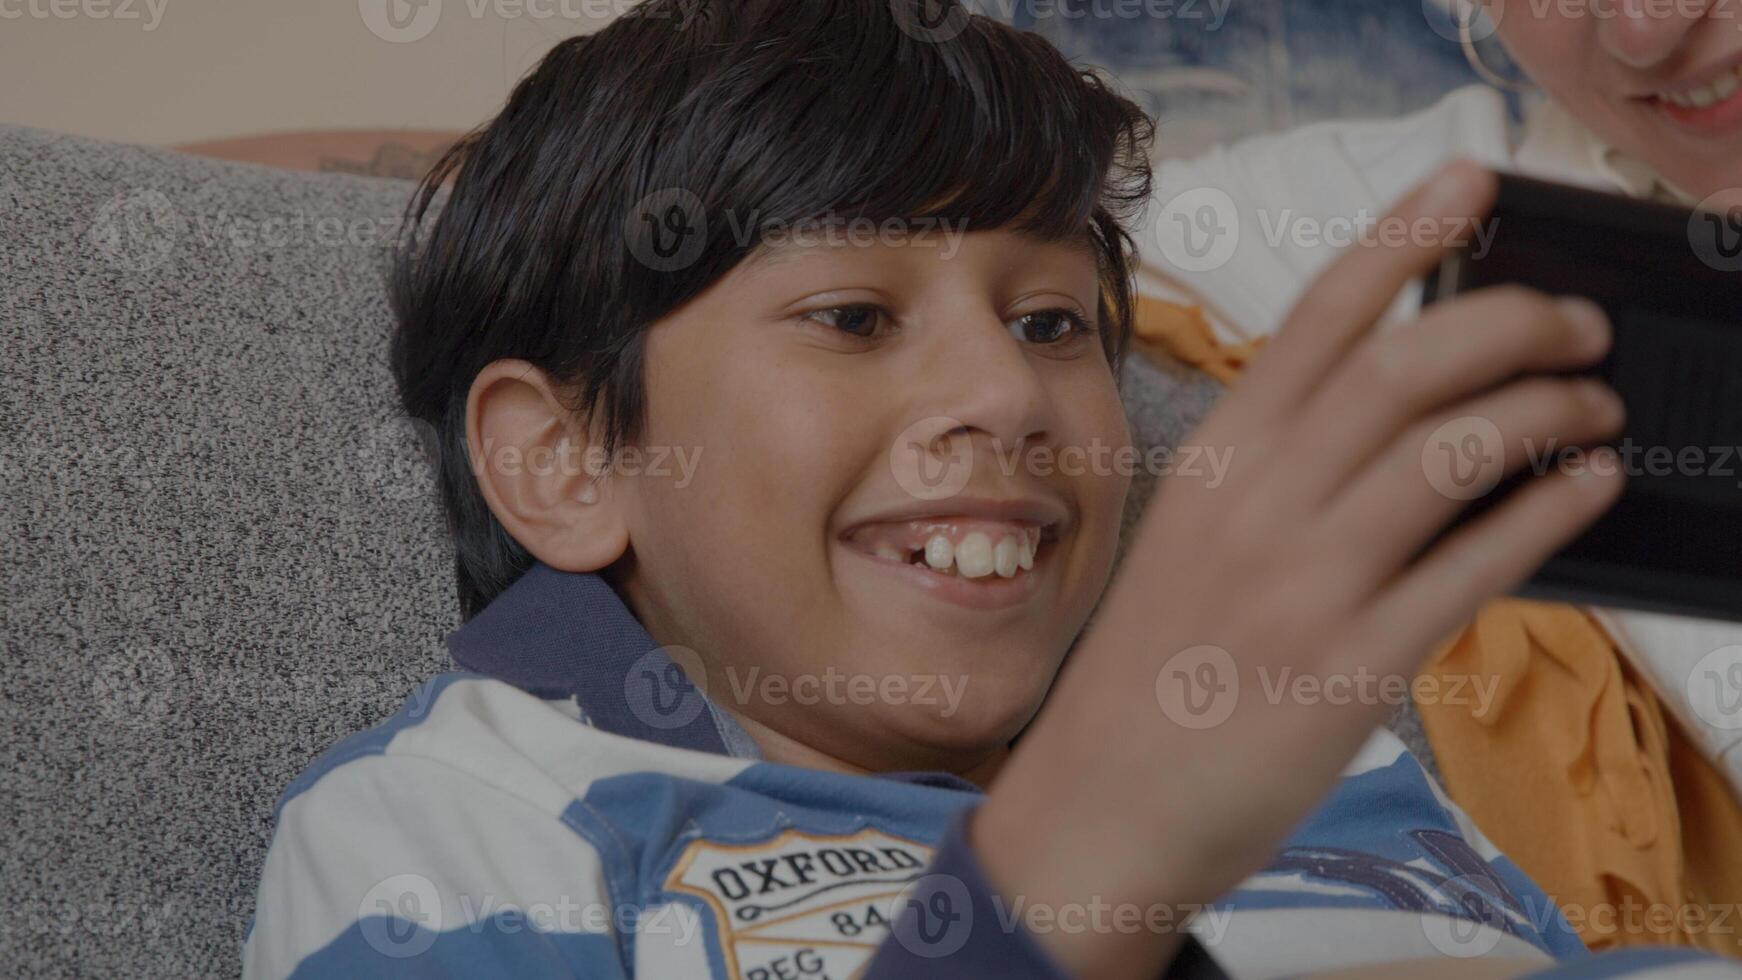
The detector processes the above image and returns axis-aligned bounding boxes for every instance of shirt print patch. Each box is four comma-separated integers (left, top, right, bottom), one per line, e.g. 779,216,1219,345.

664,827,934,979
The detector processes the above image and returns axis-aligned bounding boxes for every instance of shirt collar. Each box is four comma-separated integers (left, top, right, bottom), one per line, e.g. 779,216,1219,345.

1516,95,1696,205
445,562,984,794
446,561,750,757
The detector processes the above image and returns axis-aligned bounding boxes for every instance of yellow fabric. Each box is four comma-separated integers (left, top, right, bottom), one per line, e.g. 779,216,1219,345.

1423,602,1742,956
1132,295,1265,385
1134,297,1742,958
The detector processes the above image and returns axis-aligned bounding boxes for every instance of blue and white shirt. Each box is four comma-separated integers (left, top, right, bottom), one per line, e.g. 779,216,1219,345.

244,563,1735,979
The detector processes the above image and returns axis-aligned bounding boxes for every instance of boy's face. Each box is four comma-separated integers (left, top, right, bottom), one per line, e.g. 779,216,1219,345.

615,228,1132,772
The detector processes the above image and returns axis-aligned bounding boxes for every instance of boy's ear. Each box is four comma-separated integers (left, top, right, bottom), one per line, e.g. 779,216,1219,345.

465,359,629,573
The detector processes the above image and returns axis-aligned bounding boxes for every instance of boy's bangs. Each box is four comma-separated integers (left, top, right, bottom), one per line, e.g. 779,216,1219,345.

669,1,1152,248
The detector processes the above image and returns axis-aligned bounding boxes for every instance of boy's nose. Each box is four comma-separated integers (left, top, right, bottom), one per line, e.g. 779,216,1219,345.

1596,0,1712,70
912,313,1054,452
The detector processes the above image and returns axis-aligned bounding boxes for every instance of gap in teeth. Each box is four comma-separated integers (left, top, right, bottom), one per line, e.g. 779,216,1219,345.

855,521,1045,579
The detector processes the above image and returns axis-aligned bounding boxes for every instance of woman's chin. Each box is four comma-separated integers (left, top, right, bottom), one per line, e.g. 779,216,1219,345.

1620,112,1742,200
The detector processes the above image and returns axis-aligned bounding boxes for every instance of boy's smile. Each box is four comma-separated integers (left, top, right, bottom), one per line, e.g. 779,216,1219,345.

837,501,1064,610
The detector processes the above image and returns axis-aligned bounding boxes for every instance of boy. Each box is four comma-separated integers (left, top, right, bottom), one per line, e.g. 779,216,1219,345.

245,1,1716,976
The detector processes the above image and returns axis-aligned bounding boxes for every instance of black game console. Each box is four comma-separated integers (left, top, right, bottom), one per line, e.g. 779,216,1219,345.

1422,173,1742,622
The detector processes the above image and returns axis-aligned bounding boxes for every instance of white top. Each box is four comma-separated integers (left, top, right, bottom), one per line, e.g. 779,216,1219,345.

1137,84,1742,794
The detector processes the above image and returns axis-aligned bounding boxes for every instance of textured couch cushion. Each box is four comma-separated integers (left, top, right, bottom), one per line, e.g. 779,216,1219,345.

0,123,1248,976
0,125,457,976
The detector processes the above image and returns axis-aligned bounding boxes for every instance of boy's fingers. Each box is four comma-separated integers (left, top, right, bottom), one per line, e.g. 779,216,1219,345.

1345,453,1624,676
1319,374,1624,587
1232,161,1498,425
1278,290,1611,506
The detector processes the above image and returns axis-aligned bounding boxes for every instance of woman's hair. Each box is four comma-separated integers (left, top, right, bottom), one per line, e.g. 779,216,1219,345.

391,0,1156,619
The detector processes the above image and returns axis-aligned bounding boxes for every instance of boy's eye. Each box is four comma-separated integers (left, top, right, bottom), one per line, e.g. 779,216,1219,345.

1009,309,1090,345
805,305,884,338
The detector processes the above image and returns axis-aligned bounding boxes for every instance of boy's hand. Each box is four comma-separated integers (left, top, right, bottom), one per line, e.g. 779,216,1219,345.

974,161,1626,979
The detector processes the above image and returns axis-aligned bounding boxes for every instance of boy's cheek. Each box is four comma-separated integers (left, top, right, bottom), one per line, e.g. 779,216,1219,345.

1066,393,1138,535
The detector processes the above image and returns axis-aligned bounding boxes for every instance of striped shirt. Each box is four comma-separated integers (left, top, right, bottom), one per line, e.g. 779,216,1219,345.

245,562,1733,978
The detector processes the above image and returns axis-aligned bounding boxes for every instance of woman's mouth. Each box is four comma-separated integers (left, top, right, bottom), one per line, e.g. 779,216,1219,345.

1646,58,1742,136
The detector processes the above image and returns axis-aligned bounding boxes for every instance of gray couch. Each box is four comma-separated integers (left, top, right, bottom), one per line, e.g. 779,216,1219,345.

0,123,1438,977
1,126,460,977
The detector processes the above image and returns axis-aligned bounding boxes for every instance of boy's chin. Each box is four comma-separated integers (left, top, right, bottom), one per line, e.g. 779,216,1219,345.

875,669,1054,758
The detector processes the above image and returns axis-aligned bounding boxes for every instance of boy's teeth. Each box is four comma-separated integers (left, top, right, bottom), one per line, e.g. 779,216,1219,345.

954,532,995,578
993,535,1019,578
904,528,1044,578
924,534,955,571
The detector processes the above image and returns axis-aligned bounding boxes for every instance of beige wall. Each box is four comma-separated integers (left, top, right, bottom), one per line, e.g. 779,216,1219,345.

0,0,624,145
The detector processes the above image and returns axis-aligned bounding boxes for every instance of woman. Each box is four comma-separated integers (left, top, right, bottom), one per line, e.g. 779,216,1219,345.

1138,0,1742,957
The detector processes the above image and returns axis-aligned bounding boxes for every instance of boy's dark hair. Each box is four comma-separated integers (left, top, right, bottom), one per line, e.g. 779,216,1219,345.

391,0,1156,620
